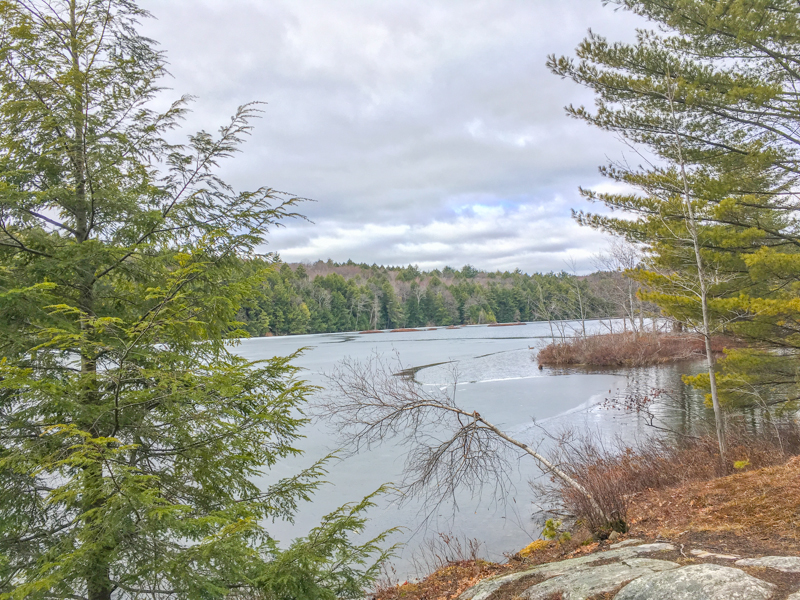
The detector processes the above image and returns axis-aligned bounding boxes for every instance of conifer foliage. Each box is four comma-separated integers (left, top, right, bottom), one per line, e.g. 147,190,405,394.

237,261,610,336
550,1,800,431
0,2,389,599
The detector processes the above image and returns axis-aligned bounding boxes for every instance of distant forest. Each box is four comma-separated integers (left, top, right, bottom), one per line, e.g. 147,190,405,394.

237,259,648,336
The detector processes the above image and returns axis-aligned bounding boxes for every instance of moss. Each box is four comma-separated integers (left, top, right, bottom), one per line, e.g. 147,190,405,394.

519,539,552,558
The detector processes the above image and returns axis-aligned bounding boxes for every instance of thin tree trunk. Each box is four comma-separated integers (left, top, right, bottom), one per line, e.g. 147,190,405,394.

536,283,555,342
580,294,586,338
665,75,726,462
638,298,644,331
628,283,637,335
474,414,610,523
697,268,726,460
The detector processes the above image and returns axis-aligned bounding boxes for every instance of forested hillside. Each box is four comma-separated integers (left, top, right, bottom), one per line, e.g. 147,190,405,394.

238,260,617,335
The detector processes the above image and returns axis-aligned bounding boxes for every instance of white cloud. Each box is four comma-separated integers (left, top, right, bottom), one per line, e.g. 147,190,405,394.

268,201,610,273
138,0,646,272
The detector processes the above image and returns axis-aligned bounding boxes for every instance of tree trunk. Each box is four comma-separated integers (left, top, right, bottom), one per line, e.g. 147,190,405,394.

84,462,113,600
665,75,726,462
638,298,644,331
628,283,637,335
69,4,113,597
476,415,610,524
698,272,726,461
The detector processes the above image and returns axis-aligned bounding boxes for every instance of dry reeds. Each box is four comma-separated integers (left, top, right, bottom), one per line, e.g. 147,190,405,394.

537,332,741,368
373,533,502,600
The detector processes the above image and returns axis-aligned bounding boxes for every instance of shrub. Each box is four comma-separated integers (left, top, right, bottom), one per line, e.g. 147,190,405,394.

542,418,800,537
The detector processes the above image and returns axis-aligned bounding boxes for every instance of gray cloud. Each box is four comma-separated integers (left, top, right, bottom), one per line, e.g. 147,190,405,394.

138,0,645,272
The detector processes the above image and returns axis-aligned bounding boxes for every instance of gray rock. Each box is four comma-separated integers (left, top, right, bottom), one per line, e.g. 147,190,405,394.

690,549,740,560
523,543,675,579
628,543,676,553
459,543,675,600
610,538,645,549
735,556,800,573
520,558,678,600
459,570,537,600
614,563,775,600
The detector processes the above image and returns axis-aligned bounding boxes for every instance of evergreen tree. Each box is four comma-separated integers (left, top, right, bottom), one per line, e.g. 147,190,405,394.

380,280,404,328
549,0,800,442
0,2,389,598
238,261,611,334
609,0,800,410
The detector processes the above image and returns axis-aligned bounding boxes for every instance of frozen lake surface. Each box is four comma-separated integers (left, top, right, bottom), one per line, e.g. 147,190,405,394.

231,320,705,577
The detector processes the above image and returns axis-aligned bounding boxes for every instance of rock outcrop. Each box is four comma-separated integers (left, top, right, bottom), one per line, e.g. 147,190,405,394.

614,564,775,600
735,556,800,573
460,543,675,600
458,540,799,600
520,558,677,599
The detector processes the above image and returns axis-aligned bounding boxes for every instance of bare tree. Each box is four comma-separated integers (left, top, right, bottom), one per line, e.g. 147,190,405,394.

350,291,369,327
311,285,333,312
593,240,644,334
565,257,588,337
320,353,610,523
367,283,384,329
532,279,557,342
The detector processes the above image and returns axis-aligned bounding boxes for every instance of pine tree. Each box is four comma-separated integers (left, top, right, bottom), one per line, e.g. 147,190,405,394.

0,2,389,598
610,0,800,411
548,1,797,456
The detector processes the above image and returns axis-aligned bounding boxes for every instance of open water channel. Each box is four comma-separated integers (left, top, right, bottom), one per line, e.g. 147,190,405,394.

231,320,711,577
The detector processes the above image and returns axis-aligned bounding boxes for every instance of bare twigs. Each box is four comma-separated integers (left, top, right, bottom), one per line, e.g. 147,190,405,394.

320,353,610,524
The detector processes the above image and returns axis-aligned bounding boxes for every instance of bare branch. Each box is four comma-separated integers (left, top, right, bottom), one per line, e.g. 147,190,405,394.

319,353,610,523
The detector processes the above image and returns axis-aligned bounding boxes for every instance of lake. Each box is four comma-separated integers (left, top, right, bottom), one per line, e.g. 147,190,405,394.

231,320,709,578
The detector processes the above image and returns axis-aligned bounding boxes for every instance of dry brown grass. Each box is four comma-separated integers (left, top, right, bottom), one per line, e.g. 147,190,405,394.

628,455,800,548
537,332,742,367
550,420,800,537
372,560,510,600
373,456,800,600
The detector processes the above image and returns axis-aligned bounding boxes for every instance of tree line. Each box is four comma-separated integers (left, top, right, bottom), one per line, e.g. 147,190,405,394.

324,0,800,539
237,260,616,336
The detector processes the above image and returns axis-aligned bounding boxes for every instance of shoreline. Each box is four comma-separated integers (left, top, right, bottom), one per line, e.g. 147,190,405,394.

375,456,800,600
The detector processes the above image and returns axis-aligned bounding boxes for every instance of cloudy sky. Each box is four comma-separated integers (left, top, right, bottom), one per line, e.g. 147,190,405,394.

138,0,646,273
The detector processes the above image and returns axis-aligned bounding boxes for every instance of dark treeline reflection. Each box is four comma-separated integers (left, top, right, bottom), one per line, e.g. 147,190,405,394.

601,363,782,442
